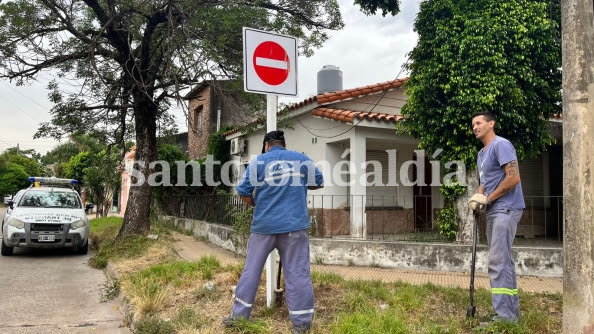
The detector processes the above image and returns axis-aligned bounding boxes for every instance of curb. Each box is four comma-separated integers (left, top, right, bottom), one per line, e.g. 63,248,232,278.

104,262,135,333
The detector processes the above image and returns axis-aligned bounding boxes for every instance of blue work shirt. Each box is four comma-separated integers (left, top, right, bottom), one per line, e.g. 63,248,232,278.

478,136,525,211
236,146,324,234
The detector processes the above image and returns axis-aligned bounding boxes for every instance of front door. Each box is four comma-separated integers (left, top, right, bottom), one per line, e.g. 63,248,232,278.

413,153,432,231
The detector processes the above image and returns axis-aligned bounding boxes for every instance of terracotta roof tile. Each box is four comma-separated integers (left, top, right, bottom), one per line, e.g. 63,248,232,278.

224,78,409,137
313,107,404,124
317,78,408,104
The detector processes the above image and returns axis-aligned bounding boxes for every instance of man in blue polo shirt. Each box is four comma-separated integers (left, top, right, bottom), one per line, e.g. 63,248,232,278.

224,130,323,334
468,111,525,323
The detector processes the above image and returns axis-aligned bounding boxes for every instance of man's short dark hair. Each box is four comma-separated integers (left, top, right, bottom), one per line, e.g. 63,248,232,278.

262,130,286,153
471,111,496,122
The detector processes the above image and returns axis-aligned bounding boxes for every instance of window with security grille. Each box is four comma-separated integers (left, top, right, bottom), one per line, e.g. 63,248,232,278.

194,106,203,132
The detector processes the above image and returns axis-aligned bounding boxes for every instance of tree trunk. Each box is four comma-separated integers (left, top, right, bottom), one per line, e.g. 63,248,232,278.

101,196,111,217
118,96,158,237
562,0,594,331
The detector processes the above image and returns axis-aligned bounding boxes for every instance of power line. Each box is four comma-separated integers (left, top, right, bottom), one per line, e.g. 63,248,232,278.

0,81,51,111
0,82,50,124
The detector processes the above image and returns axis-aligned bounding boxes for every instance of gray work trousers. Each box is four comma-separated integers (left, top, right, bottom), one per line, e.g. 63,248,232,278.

486,209,522,322
231,229,314,328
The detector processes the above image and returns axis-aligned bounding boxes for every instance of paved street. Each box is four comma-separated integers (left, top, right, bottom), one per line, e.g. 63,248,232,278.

0,207,130,334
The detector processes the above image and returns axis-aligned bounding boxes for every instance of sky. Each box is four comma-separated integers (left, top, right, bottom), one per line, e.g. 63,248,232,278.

0,0,420,156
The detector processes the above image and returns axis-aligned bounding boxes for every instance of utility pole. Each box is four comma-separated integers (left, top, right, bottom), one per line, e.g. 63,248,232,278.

562,0,594,332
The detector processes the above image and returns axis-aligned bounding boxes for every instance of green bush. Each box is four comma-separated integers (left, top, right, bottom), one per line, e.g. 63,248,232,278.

435,183,466,240
134,317,175,334
434,206,459,241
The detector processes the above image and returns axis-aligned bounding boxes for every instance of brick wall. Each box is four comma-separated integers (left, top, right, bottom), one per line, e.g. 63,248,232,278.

367,209,415,234
187,86,213,160
310,208,416,237
186,82,263,160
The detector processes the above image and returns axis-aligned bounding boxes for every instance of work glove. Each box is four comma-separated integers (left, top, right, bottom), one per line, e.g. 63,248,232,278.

468,193,488,211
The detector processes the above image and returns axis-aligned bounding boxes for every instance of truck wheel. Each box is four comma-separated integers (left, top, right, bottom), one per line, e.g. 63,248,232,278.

1,239,14,256
76,242,89,255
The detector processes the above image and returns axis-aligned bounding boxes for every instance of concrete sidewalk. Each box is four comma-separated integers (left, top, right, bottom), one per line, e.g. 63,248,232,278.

171,233,562,294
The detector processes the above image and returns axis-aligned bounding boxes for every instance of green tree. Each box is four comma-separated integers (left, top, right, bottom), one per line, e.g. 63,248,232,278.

0,0,344,237
43,134,113,177
83,151,121,217
205,127,234,193
153,143,198,198
354,0,401,17
7,154,43,178
1,148,45,178
397,0,561,166
0,162,29,196
64,152,92,186
42,141,81,178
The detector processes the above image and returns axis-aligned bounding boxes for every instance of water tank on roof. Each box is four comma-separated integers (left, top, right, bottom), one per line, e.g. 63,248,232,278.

317,65,343,94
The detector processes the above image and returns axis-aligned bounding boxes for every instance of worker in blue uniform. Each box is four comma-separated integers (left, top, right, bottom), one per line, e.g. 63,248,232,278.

469,111,525,323
224,130,324,334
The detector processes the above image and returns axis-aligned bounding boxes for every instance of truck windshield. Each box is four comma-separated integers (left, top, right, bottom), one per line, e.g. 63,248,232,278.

20,191,82,209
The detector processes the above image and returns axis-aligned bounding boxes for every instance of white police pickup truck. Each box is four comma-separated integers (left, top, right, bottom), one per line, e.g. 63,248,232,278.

1,177,90,256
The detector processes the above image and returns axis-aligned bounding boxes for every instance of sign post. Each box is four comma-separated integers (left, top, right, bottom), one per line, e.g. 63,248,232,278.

243,27,298,96
243,27,298,307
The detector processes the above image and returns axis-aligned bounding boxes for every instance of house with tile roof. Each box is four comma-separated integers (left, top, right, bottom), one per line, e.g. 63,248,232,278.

225,76,563,243
226,78,445,238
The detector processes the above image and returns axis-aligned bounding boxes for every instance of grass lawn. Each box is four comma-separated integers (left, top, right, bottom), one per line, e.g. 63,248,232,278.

89,217,562,334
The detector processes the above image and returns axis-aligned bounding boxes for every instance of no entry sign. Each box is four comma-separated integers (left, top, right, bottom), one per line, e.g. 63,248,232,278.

254,41,289,85
243,27,298,96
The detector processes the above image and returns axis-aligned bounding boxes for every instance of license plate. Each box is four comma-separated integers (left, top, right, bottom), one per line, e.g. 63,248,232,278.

38,235,55,242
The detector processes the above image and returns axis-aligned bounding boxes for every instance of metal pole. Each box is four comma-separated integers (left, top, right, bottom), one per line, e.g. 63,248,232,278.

265,94,278,307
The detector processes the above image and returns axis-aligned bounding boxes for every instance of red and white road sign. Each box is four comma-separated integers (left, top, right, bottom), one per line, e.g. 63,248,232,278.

243,27,297,96
253,41,289,86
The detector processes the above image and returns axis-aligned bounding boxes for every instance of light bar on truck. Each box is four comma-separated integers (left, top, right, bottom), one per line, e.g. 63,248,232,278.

28,177,78,186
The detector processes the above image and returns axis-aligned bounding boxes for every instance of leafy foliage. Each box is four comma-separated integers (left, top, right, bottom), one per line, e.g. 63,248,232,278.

152,143,199,200
1,148,44,177
156,144,189,180
398,0,561,167
42,134,116,177
41,142,82,178
64,152,91,186
0,148,46,194
83,150,121,216
134,317,175,334
354,0,401,17
0,0,345,235
434,182,467,240
64,148,120,216
0,162,29,196
230,206,253,247
205,127,234,193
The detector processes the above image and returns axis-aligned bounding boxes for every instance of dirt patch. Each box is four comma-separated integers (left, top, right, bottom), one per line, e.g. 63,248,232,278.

111,240,178,278
170,233,243,266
